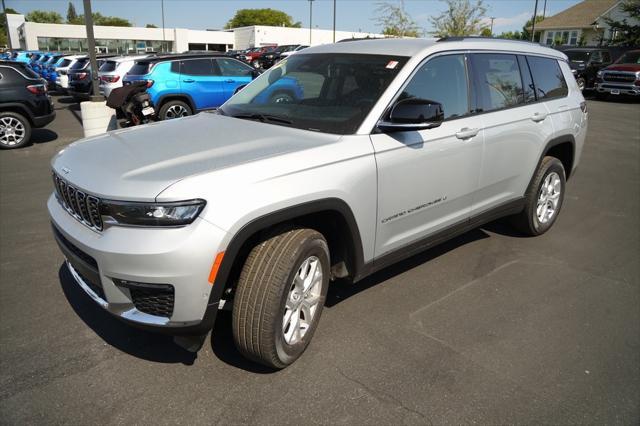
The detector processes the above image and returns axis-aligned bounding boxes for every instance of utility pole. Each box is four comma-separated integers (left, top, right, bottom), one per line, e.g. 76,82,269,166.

530,0,539,42
542,0,548,19
2,0,12,49
161,0,166,52
83,0,101,101
332,0,336,43
309,0,314,45
490,17,495,36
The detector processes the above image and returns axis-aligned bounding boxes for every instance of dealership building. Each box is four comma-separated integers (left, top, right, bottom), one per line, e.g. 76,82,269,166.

5,13,383,53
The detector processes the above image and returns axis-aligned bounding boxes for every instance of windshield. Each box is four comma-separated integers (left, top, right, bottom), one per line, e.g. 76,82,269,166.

128,61,151,75
220,53,408,134
565,51,591,62
100,60,118,72
57,58,71,68
615,51,640,64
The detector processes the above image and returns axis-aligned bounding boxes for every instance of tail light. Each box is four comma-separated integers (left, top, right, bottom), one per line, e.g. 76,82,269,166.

26,84,47,95
77,72,88,80
146,80,154,88
100,75,120,83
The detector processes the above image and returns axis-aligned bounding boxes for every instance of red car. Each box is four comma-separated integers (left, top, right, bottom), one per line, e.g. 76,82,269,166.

243,46,277,68
595,50,640,98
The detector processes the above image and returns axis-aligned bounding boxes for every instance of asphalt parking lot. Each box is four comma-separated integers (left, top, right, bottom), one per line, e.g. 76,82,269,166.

1,94,638,424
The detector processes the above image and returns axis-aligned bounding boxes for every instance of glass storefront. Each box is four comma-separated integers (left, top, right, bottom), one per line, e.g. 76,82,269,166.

37,37,172,53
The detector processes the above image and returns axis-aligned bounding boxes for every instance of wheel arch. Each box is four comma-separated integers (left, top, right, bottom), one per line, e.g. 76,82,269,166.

156,93,196,113
543,135,576,180
208,198,365,307
0,103,34,125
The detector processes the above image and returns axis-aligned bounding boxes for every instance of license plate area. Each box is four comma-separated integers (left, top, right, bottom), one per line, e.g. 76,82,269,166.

142,106,155,116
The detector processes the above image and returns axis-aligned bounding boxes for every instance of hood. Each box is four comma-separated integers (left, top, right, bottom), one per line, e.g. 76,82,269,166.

604,64,640,72
51,113,341,201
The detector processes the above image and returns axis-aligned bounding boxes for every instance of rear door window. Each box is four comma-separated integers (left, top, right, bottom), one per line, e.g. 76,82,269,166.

180,59,215,76
470,53,523,112
526,56,568,100
215,58,252,76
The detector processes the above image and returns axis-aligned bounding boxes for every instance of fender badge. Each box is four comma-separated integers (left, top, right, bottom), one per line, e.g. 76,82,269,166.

61,167,71,175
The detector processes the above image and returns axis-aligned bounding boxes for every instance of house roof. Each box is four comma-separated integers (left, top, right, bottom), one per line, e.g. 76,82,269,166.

535,0,620,30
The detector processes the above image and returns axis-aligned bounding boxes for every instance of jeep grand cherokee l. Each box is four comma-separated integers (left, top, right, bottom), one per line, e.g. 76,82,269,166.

49,38,587,368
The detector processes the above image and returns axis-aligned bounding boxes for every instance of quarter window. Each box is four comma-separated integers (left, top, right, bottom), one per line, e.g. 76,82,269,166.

527,56,568,100
180,59,214,76
470,54,523,112
399,54,468,120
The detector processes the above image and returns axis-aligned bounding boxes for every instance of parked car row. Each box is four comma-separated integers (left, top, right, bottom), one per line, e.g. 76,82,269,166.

226,44,308,69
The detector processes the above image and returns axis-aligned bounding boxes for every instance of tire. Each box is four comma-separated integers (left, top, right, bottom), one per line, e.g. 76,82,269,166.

512,156,566,236
269,91,295,104
158,100,192,120
232,228,330,369
0,111,32,149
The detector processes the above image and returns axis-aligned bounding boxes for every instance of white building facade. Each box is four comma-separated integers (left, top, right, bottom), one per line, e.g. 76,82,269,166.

7,14,385,53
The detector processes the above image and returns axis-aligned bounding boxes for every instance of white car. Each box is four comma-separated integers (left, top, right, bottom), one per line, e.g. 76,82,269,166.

279,44,308,60
54,55,85,91
98,55,152,98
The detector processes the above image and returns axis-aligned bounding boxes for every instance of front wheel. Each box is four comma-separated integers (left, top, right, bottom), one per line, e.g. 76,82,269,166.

232,228,329,369
512,156,566,236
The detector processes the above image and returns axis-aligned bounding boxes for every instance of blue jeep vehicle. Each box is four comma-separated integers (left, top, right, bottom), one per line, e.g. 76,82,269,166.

122,53,257,120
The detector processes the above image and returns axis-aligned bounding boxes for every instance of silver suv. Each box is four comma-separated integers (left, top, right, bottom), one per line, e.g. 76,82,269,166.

48,38,588,368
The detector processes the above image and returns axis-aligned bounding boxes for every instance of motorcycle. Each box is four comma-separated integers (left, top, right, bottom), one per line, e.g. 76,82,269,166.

106,82,155,127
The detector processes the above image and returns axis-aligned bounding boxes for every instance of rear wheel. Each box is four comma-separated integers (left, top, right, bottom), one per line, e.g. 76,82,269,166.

0,112,31,149
232,228,329,369
512,156,566,236
158,100,192,120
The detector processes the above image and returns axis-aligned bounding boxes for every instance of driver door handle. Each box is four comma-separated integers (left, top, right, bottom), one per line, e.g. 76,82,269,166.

455,127,479,140
183,79,195,83
531,112,548,122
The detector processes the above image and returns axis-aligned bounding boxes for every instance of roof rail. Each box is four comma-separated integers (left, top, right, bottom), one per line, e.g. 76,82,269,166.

437,36,539,45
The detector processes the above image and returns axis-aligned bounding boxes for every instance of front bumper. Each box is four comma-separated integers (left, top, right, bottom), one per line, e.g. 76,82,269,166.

595,82,640,96
48,194,227,334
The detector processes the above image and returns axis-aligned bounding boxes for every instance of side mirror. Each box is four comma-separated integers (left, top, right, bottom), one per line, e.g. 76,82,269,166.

378,98,444,132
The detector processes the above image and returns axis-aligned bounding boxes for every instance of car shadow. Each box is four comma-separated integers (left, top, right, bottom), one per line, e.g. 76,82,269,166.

30,128,58,145
58,264,198,365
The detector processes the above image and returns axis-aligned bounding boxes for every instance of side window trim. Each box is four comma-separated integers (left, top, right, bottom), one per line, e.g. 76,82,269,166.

517,54,537,102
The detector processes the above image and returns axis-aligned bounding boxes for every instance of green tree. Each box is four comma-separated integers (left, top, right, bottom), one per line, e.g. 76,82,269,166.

375,1,422,37
480,26,492,37
1,7,19,47
25,10,64,24
522,15,544,41
224,8,301,29
603,0,640,46
68,13,132,27
428,0,488,37
66,1,78,23
145,23,158,28
497,30,523,40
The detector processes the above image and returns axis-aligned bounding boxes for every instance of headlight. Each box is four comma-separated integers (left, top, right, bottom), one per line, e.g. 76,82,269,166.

597,70,603,78
101,199,206,227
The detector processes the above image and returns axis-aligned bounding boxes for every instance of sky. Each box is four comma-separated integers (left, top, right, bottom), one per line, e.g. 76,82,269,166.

4,0,584,34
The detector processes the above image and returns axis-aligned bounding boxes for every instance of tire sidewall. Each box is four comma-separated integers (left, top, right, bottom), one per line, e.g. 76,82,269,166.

274,235,329,366
532,159,566,234
159,101,192,121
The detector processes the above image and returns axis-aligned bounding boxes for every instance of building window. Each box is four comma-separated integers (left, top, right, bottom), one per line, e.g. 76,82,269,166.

37,37,172,53
545,31,554,45
569,31,578,45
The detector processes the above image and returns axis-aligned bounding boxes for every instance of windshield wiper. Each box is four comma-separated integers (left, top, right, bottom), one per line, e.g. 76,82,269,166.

231,113,293,125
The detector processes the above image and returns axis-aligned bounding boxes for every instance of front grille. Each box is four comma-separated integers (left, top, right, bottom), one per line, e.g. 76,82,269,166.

53,172,103,231
601,84,638,90
129,286,175,318
603,72,636,83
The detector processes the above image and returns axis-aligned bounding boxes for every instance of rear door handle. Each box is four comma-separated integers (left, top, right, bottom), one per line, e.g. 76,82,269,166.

183,79,195,83
531,112,548,122
455,127,479,140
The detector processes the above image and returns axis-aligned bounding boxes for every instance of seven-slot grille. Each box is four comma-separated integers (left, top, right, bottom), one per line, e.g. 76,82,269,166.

602,72,636,83
52,172,103,231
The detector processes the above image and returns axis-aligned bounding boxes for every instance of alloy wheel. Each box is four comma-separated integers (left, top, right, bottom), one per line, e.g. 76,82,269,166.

536,172,562,224
165,105,188,119
282,255,323,345
0,117,26,147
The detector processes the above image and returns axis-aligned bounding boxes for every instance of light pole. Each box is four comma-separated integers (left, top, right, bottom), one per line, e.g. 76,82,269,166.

83,0,101,101
530,0,539,42
308,0,314,45
333,0,336,43
490,17,495,36
161,0,166,52
2,0,11,48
